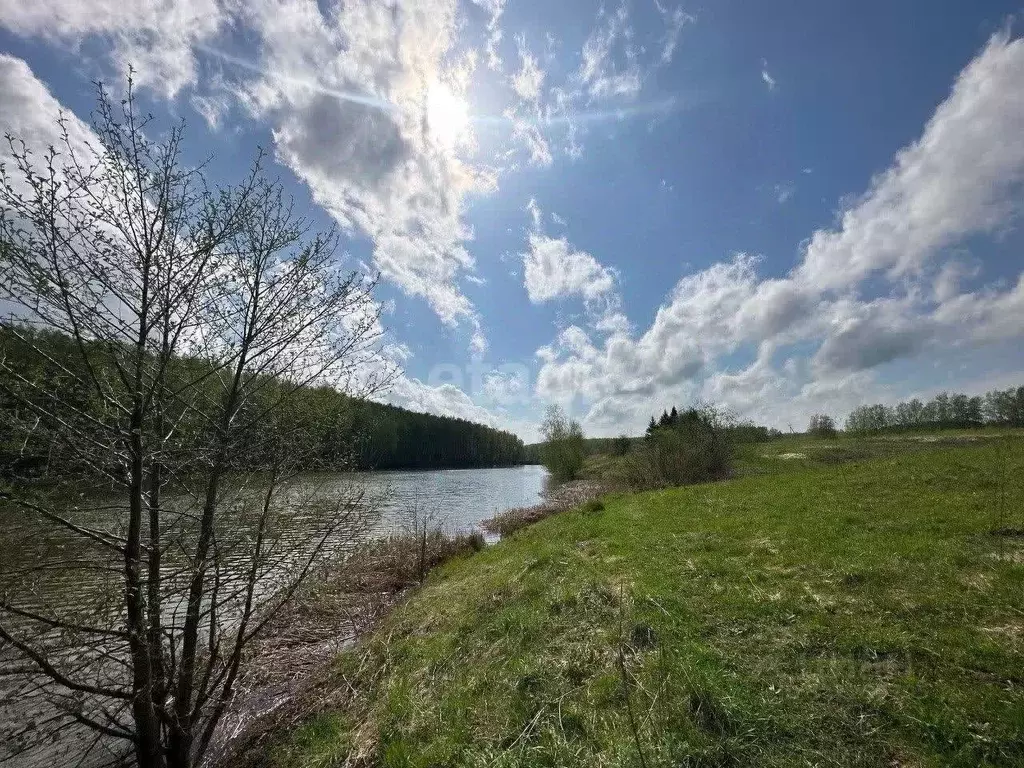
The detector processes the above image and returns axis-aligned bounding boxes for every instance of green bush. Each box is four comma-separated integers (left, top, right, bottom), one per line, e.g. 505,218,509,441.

626,405,732,489
808,413,838,438
539,405,586,482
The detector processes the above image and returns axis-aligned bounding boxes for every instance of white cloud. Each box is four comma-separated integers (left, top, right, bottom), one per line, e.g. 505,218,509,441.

526,198,543,230
812,296,935,375
0,0,224,97
2,0,499,352
386,376,501,427
231,0,496,347
654,1,693,65
595,311,630,335
761,67,777,91
483,368,530,405
468,0,506,71
520,201,617,305
384,371,540,441
509,117,554,167
0,55,97,162
774,182,794,203
703,345,788,416
797,30,1024,291
576,1,643,100
498,0,687,169
933,273,1024,344
523,232,616,303
511,36,545,103
534,32,1024,435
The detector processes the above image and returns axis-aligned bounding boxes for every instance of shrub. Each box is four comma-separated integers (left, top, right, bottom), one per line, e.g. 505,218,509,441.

624,405,733,489
611,435,632,456
808,413,838,438
539,405,586,482
726,422,779,444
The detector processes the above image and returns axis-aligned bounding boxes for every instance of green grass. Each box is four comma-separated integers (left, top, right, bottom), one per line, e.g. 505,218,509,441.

731,429,1022,478
268,437,1024,767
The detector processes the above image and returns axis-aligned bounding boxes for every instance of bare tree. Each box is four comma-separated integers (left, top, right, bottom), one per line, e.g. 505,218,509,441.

0,80,393,767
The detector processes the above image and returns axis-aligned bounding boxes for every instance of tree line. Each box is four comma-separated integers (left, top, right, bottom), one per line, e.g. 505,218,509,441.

522,435,634,464
647,405,780,443
845,386,1024,434
0,324,524,477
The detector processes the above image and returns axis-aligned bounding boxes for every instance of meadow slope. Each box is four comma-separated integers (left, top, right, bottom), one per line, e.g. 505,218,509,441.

262,436,1024,767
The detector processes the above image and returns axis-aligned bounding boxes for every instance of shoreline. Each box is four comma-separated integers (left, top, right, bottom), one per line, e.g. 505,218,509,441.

207,529,487,765
210,478,603,766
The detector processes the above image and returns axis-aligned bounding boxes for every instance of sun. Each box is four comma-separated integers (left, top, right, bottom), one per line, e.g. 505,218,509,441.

426,81,471,150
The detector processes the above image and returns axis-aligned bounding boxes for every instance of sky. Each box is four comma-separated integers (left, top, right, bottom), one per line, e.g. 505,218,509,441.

1,0,1023,441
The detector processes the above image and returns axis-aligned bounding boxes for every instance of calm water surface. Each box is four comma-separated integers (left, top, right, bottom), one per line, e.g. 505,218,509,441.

347,463,549,531
0,464,547,766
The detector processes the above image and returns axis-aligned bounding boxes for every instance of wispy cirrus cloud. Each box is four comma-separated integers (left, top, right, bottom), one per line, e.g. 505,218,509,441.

498,0,694,169
654,0,694,65
0,0,225,96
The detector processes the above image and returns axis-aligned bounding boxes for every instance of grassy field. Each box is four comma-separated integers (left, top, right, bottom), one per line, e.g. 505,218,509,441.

580,428,1024,484
263,435,1024,767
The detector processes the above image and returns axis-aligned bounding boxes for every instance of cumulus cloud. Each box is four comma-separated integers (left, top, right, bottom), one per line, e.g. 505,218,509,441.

519,199,621,308
534,32,1024,435
229,0,498,345
384,370,540,441
813,297,935,374
0,55,96,160
797,31,1024,291
522,232,616,302
2,0,499,351
386,376,503,427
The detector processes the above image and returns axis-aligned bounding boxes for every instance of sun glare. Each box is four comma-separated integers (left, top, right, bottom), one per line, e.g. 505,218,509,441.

426,81,471,150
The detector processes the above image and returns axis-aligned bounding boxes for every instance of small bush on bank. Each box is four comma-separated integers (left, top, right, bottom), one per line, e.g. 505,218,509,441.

625,405,733,489
540,405,586,482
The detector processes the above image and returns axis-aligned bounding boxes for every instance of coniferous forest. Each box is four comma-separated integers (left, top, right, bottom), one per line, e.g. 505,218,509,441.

0,325,524,475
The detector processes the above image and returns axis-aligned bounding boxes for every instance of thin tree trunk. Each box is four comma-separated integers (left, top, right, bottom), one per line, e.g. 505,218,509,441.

127,415,163,766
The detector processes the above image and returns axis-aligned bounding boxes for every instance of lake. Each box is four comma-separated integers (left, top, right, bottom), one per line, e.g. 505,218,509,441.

348,463,549,532
0,464,548,766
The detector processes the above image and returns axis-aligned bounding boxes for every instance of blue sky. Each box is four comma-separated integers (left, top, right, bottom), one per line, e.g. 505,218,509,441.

1,0,1023,440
